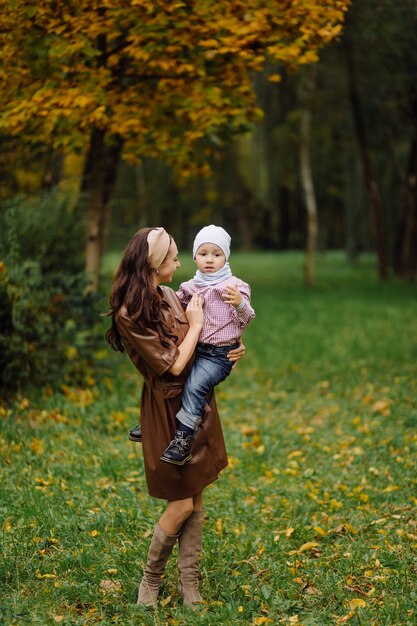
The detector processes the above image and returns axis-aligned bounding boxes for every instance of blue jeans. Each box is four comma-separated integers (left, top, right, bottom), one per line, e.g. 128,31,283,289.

176,342,239,430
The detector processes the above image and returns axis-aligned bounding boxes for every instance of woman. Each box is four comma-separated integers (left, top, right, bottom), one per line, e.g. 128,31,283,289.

105,227,244,607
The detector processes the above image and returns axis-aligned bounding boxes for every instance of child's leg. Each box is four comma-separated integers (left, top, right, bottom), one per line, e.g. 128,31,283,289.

160,347,235,466
177,349,233,430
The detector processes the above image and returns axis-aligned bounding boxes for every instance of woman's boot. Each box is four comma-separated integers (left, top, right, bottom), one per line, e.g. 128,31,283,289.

137,523,178,607
178,509,205,606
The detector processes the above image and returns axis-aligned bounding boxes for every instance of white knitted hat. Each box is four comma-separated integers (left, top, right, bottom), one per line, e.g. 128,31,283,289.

192,225,231,260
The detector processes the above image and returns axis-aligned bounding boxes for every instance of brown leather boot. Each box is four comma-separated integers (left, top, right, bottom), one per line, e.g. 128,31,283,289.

178,509,205,606
137,523,178,607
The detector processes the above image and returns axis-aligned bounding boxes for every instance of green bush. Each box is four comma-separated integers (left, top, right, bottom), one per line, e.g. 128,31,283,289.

0,192,99,393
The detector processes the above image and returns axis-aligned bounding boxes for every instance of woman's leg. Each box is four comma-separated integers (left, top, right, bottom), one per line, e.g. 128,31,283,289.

192,491,203,511
178,491,206,606
137,498,194,606
159,498,195,534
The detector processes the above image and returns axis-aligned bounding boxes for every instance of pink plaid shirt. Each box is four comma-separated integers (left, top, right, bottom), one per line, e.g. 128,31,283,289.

176,276,255,346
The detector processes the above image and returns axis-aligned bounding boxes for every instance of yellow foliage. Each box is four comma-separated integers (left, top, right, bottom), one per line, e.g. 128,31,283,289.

0,0,350,166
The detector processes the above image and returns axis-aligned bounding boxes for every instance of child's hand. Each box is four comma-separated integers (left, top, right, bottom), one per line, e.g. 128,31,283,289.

222,284,243,307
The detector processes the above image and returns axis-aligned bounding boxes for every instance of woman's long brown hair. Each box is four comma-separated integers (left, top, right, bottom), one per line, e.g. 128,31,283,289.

105,227,176,352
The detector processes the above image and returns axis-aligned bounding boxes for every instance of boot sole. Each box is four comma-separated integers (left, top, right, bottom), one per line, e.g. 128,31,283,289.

160,454,192,465
129,435,142,442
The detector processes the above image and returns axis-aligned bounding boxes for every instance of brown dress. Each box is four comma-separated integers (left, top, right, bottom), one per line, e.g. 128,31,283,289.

116,286,228,500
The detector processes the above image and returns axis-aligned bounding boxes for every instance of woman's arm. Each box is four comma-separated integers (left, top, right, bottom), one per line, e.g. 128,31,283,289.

167,294,204,376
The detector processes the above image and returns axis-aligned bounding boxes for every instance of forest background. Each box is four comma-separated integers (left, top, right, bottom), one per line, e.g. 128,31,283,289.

1,0,417,391
1,2,417,624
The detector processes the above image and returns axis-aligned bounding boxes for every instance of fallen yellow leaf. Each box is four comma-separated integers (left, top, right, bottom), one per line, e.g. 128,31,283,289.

36,570,56,579
287,450,303,459
161,594,172,606
337,610,355,624
371,400,391,415
288,541,320,556
100,579,123,593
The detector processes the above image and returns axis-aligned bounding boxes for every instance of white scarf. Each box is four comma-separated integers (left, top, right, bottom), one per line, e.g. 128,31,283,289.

193,262,232,287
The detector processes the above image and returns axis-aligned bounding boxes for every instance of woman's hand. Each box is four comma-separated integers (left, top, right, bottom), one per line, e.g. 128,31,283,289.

185,294,204,330
227,339,246,369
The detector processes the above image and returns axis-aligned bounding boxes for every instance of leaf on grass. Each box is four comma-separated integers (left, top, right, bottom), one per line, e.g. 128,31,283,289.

383,485,400,493
330,523,356,536
53,617,64,623
100,578,123,593
294,577,322,595
286,527,295,537
305,584,322,595
336,610,355,624
161,594,172,606
288,541,320,556
287,450,303,459
240,425,259,436
345,585,368,597
371,400,391,415
349,598,366,608
30,438,44,455
36,570,56,579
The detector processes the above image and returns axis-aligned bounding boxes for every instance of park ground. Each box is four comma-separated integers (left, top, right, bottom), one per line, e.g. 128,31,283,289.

1,252,417,625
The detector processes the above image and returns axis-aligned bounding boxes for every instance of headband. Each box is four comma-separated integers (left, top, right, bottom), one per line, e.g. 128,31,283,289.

147,227,171,269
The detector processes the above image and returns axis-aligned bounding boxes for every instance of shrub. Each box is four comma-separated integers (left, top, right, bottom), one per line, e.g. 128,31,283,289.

0,192,99,394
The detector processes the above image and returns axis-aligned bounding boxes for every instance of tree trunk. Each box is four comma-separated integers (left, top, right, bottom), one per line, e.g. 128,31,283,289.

234,189,253,251
98,135,123,261
345,36,389,280
397,124,417,280
135,161,148,229
345,151,365,264
81,127,123,292
82,127,105,292
299,65,318,287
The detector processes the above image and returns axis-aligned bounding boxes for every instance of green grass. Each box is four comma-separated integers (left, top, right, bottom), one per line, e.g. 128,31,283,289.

1,252,417,625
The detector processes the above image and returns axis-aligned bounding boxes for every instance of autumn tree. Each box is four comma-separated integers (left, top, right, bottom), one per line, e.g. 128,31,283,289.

0,0,349,290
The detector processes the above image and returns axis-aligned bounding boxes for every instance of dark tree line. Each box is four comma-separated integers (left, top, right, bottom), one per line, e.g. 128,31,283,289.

1,0,416,282
106,0,417,281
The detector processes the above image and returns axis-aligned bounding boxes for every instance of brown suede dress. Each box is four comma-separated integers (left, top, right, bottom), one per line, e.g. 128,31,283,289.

116,286,228,500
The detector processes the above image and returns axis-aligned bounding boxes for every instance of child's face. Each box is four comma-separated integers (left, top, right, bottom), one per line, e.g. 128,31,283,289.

195,243,226,273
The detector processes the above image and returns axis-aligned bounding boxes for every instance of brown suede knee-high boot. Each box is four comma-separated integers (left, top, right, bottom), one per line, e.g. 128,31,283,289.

137,523,179,607
178,509,205,606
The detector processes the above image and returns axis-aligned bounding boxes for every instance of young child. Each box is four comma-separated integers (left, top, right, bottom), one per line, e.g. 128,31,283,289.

129,225,255,465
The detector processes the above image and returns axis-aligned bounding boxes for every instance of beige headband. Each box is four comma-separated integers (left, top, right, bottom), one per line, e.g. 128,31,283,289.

147,227,171,269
